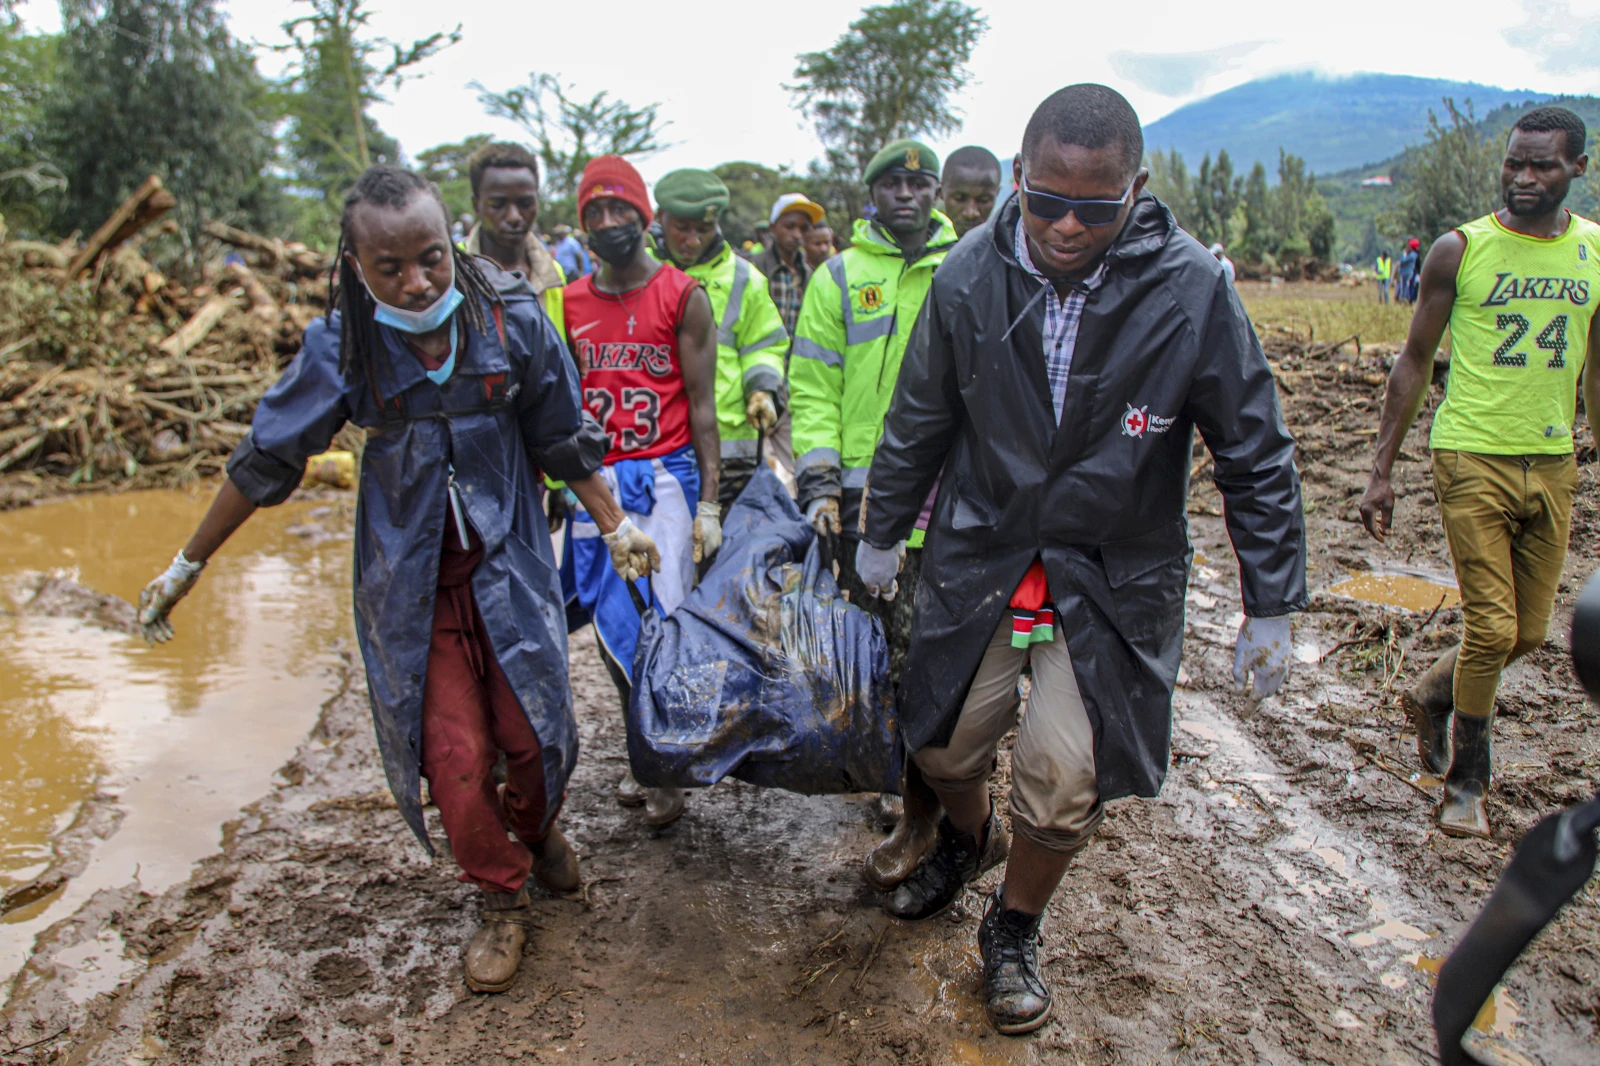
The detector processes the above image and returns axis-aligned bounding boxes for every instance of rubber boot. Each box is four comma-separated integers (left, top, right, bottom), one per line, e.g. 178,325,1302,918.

615,771,645,808
531,825,581,894
979,887,1051,1035
886,805,1009,921
1402,645,1457,775
644,787,686,828
874,793,904,831
464,887,532,993
863,762,941,891
1438,712,1492,839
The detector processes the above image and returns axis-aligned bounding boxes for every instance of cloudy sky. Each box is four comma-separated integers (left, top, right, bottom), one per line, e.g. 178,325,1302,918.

17,0,1600,183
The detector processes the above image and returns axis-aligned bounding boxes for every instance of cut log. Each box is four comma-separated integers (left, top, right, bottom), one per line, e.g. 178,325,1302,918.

203,220,285,266
225,261,280,324
158,292,239,358
66,175,177,277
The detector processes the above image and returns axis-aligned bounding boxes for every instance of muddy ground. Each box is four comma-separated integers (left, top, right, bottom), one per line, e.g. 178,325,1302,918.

2,338,1598,1065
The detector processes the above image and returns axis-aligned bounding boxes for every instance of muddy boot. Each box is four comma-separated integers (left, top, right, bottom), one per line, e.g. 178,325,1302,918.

979,888,1051,1035
644,787,686,828
886,806,1009,922
615,771,646,808
874,792,904,831
464,887,532,994
863,765,941,891
1402,645,1458,775
1438,712,1493,839
531,825,581,894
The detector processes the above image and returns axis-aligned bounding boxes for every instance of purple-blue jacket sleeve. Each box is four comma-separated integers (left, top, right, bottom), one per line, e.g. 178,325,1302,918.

226,320,351,506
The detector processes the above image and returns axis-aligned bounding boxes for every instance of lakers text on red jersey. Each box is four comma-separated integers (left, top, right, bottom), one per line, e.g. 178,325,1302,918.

562,265,700,463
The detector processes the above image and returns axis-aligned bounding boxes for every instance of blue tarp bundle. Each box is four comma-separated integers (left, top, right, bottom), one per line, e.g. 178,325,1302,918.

627,466,902,794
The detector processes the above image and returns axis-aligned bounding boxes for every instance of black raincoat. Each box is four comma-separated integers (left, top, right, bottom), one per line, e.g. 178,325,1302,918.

862,192,1307,801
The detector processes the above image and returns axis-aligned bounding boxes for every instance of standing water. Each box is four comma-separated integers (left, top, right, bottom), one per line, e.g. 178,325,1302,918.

0,488,354,985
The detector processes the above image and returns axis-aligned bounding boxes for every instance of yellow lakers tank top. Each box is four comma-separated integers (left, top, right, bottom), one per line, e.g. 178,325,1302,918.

1431,210,1600,454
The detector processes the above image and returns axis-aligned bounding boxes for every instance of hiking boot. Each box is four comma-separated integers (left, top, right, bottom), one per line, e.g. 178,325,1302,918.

615,771,646,808
885,807,1009,922
1402,645,1457,775
1438,712,1492,839
979,888,1051,1035
644,787,686,828
874,792,904,831
531,824,581,894
464,887,532,993
863,765,941,891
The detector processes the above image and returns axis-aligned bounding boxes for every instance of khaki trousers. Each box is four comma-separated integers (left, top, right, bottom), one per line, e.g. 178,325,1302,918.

913,617,1103,853
1434,450,1578,718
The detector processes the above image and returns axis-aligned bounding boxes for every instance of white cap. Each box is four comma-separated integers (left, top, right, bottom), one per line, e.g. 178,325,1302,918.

769,193,826,226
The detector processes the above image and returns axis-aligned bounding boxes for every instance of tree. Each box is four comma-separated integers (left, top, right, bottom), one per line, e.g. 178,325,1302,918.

1383,98,1499,243
475,74,669,204
40,0,280,258
1238,161,1271,261
1192,150,1241,247
789,0,987,182
0,5,64,234
1145,147,1196,234
276,0,460,201
416,133,492,219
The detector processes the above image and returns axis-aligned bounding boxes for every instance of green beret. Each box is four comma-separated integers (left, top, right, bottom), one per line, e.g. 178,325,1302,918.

655,168,729,222
863,139,941,186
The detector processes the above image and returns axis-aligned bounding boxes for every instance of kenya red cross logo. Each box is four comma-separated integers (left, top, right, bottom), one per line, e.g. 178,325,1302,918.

1121,403,1149,438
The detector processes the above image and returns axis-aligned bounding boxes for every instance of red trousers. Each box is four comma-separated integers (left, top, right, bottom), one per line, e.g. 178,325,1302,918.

421,581,551,894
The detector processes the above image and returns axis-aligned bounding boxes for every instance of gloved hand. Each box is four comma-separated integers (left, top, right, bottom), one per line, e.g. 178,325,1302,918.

137,549,206,645
805,496,841,538
603,517,660,581
855,539,905,601
693,501,722,563
1233,614,1291,699
746,390,778,432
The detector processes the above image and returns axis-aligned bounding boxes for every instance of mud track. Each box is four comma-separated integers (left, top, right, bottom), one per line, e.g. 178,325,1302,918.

2,343,1598,1065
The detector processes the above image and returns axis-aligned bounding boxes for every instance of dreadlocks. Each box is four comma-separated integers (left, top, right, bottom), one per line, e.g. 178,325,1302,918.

328,165,502,380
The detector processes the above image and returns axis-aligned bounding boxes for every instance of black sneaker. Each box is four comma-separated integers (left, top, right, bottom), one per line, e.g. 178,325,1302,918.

885,808,1008,921
978,889,1051,1035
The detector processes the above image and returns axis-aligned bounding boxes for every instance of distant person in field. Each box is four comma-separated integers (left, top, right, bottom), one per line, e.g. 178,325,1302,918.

805,223,836,269
1397,237,1421,303
1209,241,1236,283
1375,249,1394,303
1360,106,1597,840
942,145,1003,239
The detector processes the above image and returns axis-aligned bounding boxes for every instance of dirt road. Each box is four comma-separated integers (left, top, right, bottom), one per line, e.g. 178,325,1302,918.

2,339,1598,1065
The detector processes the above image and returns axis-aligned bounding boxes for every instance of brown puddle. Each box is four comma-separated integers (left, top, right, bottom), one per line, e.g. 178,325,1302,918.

0,488,354,983
1329,572,1460,612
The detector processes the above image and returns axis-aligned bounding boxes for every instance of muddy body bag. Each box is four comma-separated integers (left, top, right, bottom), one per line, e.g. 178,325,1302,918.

627,466,901,794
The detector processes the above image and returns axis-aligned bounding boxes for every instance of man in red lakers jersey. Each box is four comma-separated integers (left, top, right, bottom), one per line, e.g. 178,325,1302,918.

558,155,720,829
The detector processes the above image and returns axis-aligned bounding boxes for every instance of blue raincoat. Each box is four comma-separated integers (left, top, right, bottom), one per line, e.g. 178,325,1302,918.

226,267,607,848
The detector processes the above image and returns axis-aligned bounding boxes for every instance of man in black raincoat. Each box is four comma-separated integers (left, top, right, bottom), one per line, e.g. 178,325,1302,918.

855,84,1307,1034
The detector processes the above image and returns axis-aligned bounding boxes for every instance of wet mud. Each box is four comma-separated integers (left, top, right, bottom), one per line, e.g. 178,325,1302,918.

1,345,1598,1064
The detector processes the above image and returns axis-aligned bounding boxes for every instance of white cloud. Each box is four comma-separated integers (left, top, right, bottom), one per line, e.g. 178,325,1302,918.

1502,0,1600,75
1109,42,1271,98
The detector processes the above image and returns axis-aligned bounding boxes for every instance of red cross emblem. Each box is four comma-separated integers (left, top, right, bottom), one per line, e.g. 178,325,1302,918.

1121,404,1149,438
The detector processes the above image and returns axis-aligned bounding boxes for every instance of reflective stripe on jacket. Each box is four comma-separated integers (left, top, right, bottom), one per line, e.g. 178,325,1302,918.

788,210,957,530
681,242,789,459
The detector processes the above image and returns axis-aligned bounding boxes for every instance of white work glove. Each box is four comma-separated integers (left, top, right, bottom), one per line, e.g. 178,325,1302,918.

603,517,660,582
137,549,206,645
805,496,841,538
854,539,906,601
746,390,778,432
693,501,722,563
1233,615,1291,699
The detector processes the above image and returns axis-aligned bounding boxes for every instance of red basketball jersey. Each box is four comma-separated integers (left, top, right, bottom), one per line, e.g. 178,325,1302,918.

562,265,699,464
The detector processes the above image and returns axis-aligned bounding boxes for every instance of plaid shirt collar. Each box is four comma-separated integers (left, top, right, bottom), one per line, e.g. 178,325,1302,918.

1015,219,1106,424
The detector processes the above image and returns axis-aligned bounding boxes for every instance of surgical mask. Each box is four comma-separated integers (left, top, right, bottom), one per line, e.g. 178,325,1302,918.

589,222,643,266
357,259,465,334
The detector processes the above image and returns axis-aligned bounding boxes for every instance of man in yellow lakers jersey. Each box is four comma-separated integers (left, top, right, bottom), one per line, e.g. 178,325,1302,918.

1361,106,1598,839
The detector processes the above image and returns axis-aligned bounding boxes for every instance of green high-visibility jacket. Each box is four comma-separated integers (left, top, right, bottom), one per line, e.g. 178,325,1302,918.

789,211,957,529
679,241,789,460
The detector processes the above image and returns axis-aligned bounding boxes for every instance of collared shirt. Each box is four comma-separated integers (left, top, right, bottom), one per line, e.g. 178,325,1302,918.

1015,218,1106,424
753,245,811,337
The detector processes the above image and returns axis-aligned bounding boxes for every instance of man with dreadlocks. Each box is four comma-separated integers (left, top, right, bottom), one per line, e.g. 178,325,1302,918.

134,165,659,995
556,155,720,830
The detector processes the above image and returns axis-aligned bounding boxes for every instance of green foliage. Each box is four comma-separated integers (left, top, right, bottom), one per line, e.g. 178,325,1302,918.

789,0,986,183
40,0,281,262
712,161,834,249
275,0,459,203
475,74,669,203
0,12,63,236
1380,99,1500,245
415,133,492,220
1191,150,1241,247
1146,145,1333,271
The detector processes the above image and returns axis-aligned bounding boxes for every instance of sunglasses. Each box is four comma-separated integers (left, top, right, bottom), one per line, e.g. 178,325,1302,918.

1021,175,1135,226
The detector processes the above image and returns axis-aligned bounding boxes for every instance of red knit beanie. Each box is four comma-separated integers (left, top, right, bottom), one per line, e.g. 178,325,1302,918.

577,155,652,230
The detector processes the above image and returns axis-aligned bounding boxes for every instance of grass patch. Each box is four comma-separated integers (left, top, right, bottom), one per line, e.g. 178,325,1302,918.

1238,281,1421,348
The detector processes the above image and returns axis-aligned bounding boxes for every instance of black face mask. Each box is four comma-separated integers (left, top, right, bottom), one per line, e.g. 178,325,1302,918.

589,222,643,266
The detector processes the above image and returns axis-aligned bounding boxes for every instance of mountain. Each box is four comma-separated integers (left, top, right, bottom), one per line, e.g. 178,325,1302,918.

1143,73,1552,176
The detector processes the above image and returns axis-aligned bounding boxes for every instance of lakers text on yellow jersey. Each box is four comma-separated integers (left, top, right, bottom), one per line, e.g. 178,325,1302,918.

1431,210,1600,455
